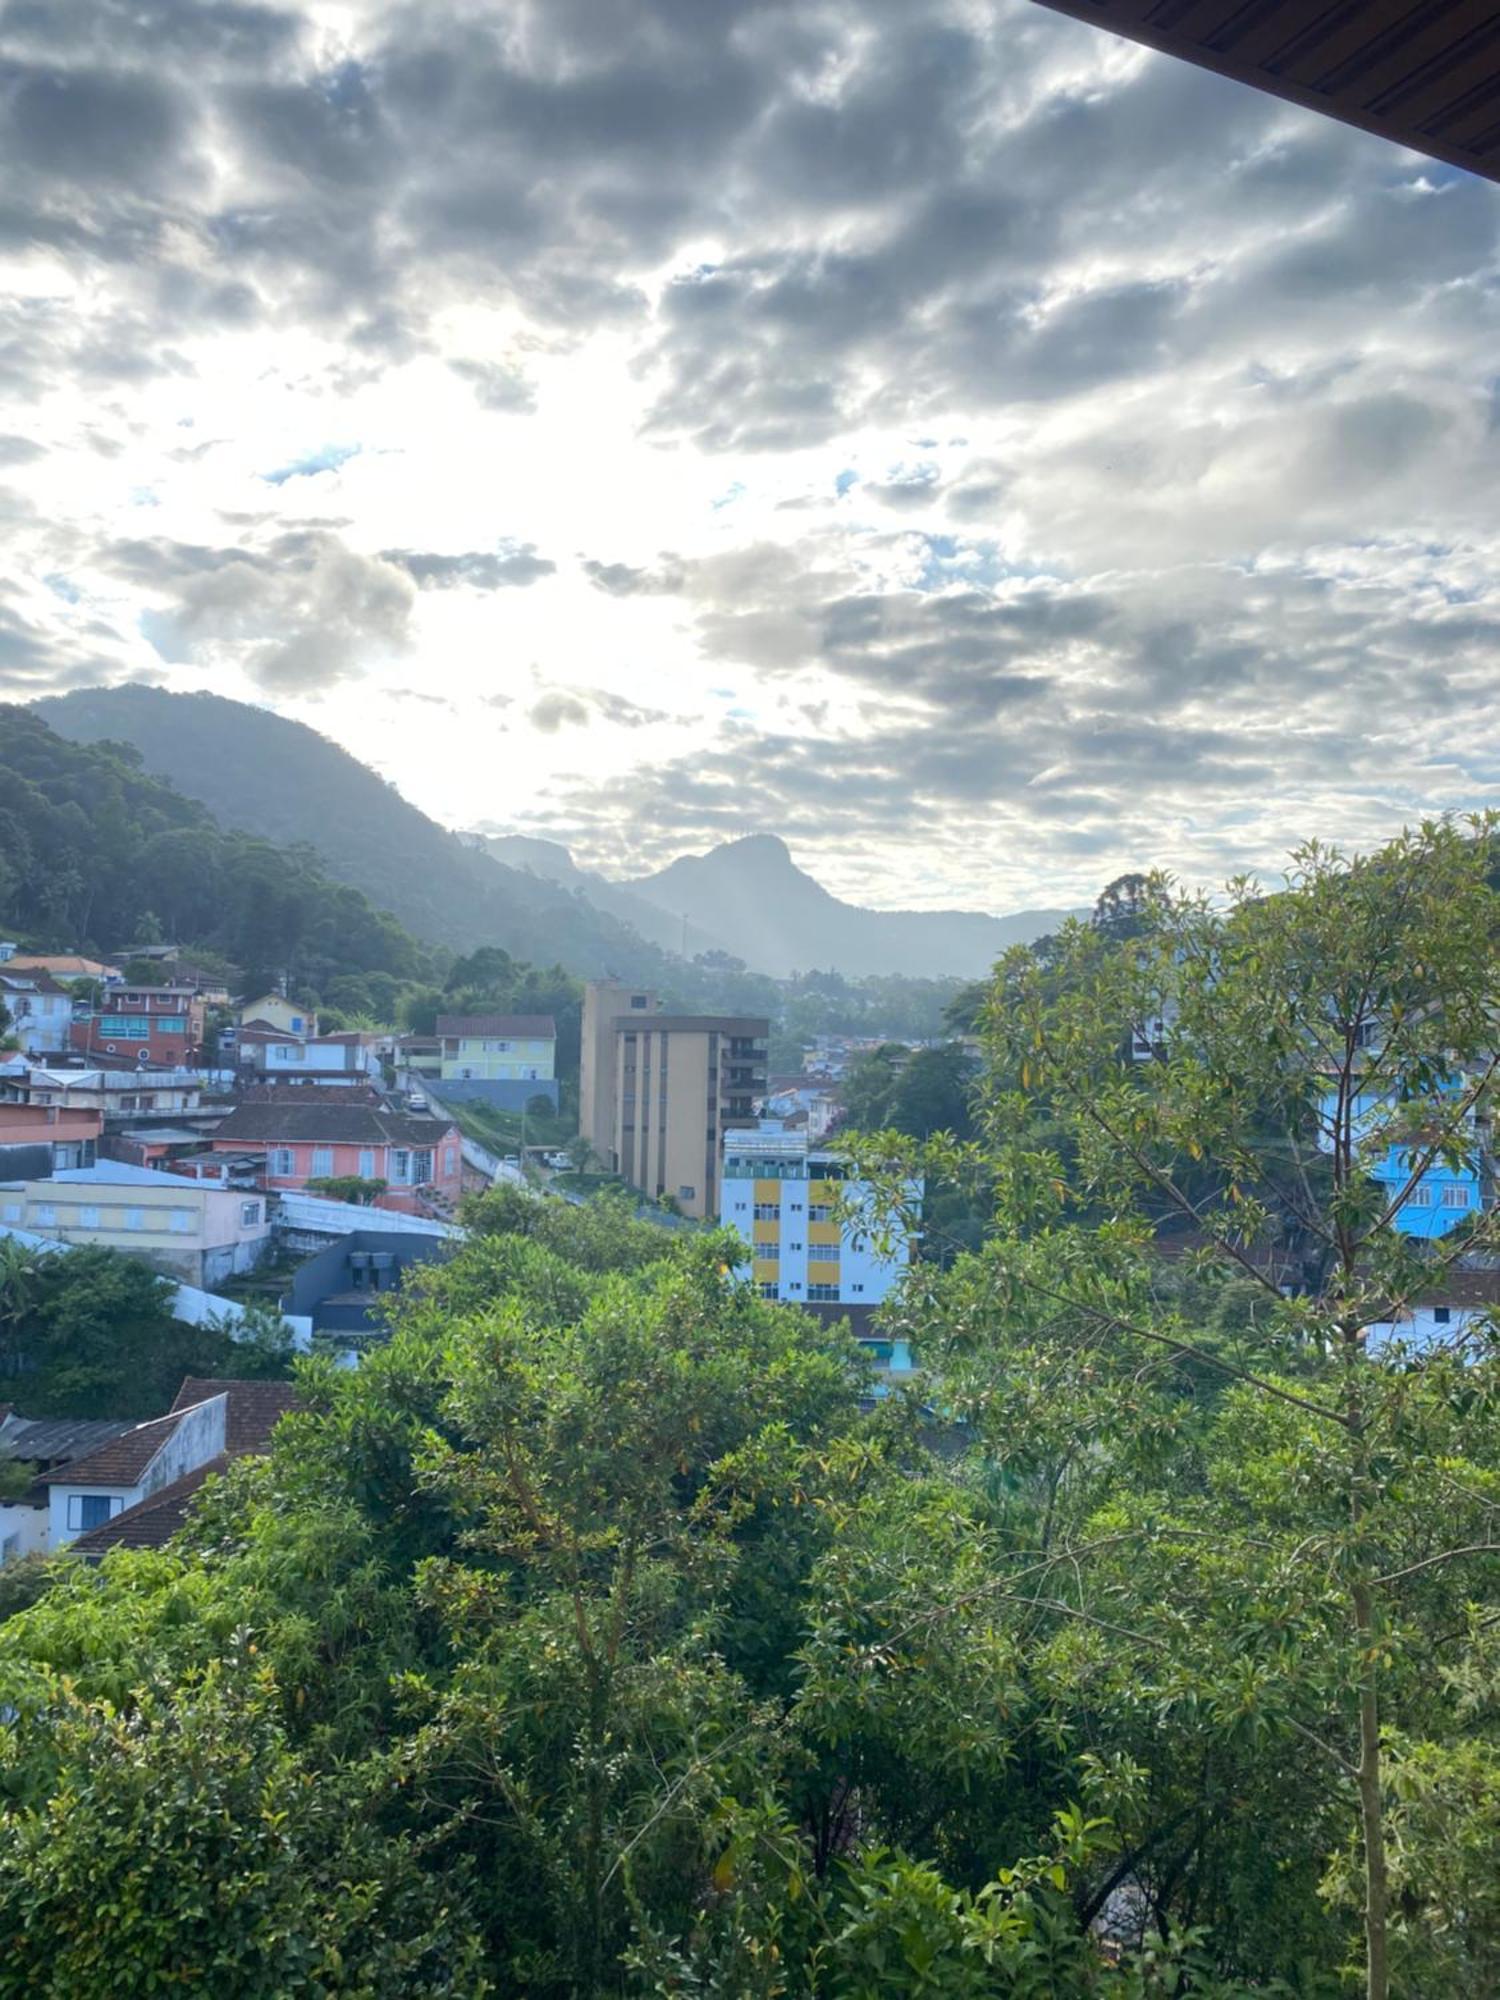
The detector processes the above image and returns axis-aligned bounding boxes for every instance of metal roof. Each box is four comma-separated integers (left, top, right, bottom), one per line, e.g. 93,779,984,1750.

1029,0,1500,183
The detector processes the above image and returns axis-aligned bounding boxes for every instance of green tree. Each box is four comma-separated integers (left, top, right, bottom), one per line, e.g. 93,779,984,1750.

875,819,1500,1998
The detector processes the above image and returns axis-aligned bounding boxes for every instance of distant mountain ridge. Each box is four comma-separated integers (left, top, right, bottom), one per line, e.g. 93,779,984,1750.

486,828,1076,978
40,686,1073,982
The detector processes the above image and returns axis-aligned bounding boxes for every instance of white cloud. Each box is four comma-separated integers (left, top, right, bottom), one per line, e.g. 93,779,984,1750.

1,0,1498,911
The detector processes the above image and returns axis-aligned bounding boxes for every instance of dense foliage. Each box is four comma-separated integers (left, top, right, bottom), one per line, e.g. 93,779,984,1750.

0,706,428,998
0,1239,290,1417
2,826,1497,1997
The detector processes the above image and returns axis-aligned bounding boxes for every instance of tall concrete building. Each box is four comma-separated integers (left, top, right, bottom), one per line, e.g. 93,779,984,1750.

579,982,768,1219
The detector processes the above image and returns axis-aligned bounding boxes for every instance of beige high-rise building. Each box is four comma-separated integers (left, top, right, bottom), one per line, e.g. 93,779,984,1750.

579,982,768,1219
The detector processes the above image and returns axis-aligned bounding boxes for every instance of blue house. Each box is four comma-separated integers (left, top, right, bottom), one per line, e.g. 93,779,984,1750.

1328,1082,1486,1241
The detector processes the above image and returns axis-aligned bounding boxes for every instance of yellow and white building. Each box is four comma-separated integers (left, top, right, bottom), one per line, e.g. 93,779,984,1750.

719,1126,920,1308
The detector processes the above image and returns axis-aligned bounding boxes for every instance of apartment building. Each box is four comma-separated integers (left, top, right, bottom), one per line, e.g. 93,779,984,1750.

580,982,767,1219
719,1126,921,1308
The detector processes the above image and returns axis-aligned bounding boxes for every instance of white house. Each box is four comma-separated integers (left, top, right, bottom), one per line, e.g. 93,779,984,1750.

0,1413,133,1564
0,970,74,1056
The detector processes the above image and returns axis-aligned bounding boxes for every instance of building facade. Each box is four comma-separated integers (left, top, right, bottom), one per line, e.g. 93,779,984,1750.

0,969,74,1055
580,983,768,1219
719,1126,920,1308
207,1102,464,1215
0,1102,101,1178
0,1164,270,1285
238,994,315,1036
71,985,206,1067
433,1013,559,1108
238,1028,382,1087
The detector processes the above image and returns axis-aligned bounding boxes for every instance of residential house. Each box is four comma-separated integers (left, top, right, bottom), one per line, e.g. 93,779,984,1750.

1367,1271,1500,1354
71,984,206,1067
0,1102,101,1178
0,969,74,1055
238,1026,382,1088
44,1378,300,1555
1319,1079,1486,1241
3,953,122,980
0,1412,134,1563
720,1124,921,1309
238,993,315,1037
0,1162,270,1286
7,1063,204,1125
435,1014,558,1108
207,1101,464,1215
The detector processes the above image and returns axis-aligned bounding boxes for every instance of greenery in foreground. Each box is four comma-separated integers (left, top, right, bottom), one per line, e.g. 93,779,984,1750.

1,825,1498,1996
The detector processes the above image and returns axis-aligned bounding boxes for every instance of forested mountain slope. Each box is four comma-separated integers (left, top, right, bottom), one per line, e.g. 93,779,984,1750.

39,687,670,978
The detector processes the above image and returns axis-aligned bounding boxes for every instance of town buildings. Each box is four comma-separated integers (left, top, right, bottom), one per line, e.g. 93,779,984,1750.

3,1062,205,1125
0,1102,101,1177
580,981,768,1220
0,968,73,1055
70,983,206,1067
719,1125,920,1308
238,993,316,1037
432,1013,558,1108
207,1101,464,1216
41,1378,299,1555
0,1163,271,1286
0,1412,133,1563
237,1025,382,1088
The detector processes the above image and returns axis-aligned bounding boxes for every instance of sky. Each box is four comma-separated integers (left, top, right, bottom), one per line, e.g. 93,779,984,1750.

3,0,1500,916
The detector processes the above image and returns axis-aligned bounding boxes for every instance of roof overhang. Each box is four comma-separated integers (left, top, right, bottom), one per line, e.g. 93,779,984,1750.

1028,0,1500,184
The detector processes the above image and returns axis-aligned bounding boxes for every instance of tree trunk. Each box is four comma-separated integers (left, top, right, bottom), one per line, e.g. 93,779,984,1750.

1352,1576,1389,2000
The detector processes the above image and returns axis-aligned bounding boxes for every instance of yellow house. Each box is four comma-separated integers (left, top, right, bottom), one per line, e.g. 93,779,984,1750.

434,1014,557,1107
238,994,316,1037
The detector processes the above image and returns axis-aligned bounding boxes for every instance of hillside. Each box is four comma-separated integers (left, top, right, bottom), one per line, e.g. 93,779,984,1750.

624,834,1076,978
0,706,425,991
38,688,670,978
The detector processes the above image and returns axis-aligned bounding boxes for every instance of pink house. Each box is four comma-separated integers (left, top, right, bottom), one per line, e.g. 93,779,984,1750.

206,1103,463,1215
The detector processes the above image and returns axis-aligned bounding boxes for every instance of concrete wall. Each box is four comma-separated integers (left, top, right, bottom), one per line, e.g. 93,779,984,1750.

426,1077,559,1110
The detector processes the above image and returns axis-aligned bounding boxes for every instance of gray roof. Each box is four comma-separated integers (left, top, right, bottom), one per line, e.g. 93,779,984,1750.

212,1102,454,1145
0,1414,135,1467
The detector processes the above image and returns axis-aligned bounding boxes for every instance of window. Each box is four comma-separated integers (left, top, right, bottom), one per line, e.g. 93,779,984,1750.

66,1494,117,1532
1433,1305,1452,1324
852,1283,865,1295
391,1149,410,1183
124,1207,145,1230
358,1149,376,1178
413,1149,433,1184
120,1094,139,1111
753,1202,780,1221
808,1204,832,1223
789,1241,803,1253
113,1017,150,1039
757,1282,779,1299
755,1241,780,1262
269,1148,295,1177
734,1200,747,1212
80,1205,100,1229
282,1045,305,1063
169,1208,192,1233
1441,1185,1471,1209
677,1184,696,1202
240,1201,261,1226
290,1015,305,1033
1,1203,20,1223
311,1147,334,1177
630,994,649,1009
1406,1184,1433,1207
34,1203,55,1227
807,1284,840,1301
787,1199,804,1213
444,1147,456,1176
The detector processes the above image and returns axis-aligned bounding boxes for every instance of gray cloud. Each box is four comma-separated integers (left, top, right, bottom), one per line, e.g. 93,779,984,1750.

383,544,556,590
529,684,668,733
111,529,414,691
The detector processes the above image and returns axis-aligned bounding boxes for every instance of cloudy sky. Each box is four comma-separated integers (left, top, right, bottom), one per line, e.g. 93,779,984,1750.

4,0,1499,914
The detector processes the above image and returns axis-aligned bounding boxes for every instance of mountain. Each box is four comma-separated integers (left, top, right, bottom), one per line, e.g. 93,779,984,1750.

0,705,425,990
483,829,1072,977
622,834,1075,979
37,687,670,979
